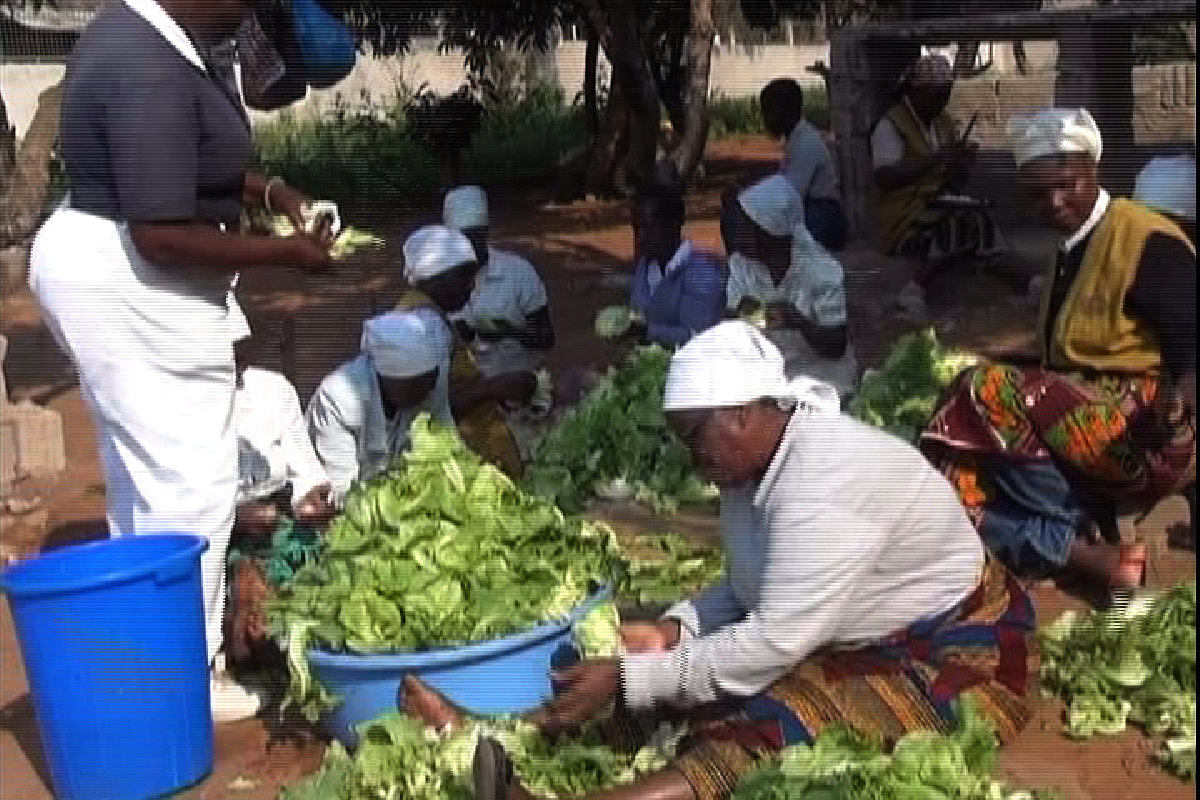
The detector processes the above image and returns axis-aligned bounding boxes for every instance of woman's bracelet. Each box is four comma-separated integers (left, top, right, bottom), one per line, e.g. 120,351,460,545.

264,176,287,215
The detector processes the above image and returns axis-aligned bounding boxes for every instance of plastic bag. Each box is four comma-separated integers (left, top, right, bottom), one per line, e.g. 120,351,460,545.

290,0,357,88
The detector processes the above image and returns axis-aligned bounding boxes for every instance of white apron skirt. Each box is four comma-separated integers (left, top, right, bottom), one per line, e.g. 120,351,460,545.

29,207,240,664
766,327,860,405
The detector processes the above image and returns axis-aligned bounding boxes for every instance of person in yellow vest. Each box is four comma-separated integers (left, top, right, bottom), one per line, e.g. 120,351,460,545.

871,54,1007,312
396,225,529,479
920,108,1196,600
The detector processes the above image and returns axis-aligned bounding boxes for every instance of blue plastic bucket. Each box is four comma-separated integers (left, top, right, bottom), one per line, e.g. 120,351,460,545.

0,534,213,800
308,587,610,749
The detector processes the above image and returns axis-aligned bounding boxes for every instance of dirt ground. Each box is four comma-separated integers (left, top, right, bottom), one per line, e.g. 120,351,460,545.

0,138,1194,800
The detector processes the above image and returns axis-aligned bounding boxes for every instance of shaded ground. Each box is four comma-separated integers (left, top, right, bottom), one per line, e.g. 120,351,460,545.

0,138,1194,800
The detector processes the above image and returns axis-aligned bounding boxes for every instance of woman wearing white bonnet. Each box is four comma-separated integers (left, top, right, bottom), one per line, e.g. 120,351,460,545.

449,321,1037,800
442,186,556,455
1134,153,1196,246
921,107,1195,601
306,307,456,507
395,224,531,478
721,173,859,400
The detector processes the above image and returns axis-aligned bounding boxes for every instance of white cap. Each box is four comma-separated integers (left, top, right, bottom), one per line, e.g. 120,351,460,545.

362,309,453,379
738,174,801,237
663,321,840,414
1134,155,1196,221
443,186,489,230
1008,108,1103,167
402,225,478,284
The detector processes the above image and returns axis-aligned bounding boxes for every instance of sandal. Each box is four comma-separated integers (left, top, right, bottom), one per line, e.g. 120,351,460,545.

473,737,514,800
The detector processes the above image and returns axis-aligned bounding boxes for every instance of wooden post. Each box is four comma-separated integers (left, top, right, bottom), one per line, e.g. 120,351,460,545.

829,30,876,240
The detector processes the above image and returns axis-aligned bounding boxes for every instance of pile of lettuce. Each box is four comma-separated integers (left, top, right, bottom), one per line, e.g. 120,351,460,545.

267,414,625,722
1039,582,1196,780
281,603,690,800
524,346,717,515
732,699,1059,800
849,328,979,443
616,531,726,609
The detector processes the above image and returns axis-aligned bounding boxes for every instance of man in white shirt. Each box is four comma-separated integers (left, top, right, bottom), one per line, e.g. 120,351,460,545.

306,308,456,507
759,78,847,252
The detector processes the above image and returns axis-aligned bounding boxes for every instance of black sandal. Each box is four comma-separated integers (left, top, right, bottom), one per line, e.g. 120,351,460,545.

473,737,513,800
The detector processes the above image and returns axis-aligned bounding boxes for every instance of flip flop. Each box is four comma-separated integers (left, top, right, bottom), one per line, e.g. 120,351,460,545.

473,737,513,800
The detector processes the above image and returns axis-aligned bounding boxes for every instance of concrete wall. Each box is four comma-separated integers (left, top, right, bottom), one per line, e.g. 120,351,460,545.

946,61,1196,149
3,37,1058,135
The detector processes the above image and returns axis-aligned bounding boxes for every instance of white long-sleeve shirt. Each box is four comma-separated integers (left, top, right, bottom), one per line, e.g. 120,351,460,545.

305,353,455,507
235,367,329,506
620,411,985,711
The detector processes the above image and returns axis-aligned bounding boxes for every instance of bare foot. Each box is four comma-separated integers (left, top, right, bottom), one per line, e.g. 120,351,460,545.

1110,542,1148,590
401,674,464,732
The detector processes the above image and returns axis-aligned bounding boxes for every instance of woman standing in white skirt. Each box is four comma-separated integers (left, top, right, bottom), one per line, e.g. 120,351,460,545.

29,0,332,722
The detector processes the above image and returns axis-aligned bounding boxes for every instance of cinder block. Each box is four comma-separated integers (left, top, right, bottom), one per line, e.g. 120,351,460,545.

0,400,66,485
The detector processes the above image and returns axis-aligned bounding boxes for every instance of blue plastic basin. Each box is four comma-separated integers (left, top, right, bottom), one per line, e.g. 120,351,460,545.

308,587,610,749
0,534,212,800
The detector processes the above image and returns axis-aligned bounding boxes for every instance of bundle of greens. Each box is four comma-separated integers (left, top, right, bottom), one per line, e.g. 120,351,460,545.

594,306,642,339
524,346,717,515
1039,582,1196,780
271,215,384,260
732,699,1059,800
268,414,625,722
849,328,979,443
280,710,689,800
616,531,726,609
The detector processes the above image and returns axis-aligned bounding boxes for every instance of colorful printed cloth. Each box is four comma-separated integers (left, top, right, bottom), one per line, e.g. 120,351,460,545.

600,557,1037,800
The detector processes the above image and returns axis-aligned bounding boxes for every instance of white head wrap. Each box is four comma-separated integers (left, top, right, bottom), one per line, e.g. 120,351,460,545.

362,309,452,379
904,54,954,89
663,321,841,415
402,225,478,284
1008,108,1103,167
227,293,252,343
443,186,490,230
1134,155,1196,221
738,174,801,237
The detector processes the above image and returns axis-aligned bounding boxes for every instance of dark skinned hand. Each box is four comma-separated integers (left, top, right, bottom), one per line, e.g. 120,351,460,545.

533,659,620,735
266,182,314,237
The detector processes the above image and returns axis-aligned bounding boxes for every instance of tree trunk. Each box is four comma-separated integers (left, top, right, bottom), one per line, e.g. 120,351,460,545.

583,26,601,140
1091,23,1136,195
1,81,64,292
668,0,715,187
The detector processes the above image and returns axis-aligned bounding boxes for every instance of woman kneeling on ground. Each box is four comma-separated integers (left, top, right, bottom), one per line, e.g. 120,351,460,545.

921,109,1196,598
404,321,1039,800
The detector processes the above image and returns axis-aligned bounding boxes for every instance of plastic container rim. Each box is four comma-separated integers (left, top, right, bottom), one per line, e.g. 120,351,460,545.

307,585,612,670
0,534,209,599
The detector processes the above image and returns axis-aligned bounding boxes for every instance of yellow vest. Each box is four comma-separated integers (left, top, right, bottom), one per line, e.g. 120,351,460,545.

1039,198,1196,374
874,101,958,253
395,289,524,479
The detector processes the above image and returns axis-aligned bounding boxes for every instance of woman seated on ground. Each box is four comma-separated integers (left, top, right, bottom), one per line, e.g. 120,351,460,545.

225,315,335,668
442,185,557,458
759,77,847,252
625,184,725,348
921,108,1196,597
870,54,1007,310
306,308,456,506
397,224,534,478
722,174,858,400
1134,153,1196,247
403,321,1038,800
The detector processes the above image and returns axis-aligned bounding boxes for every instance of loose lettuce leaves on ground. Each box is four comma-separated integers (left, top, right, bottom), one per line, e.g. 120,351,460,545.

525,346,717,515
731,699,1060,800
849,328,978,443
267,413,627,723
282,712,688,799
1039,582,1196,779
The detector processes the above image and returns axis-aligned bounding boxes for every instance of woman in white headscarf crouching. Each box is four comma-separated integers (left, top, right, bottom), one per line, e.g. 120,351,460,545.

306,308,456,507
403,322,1039,800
